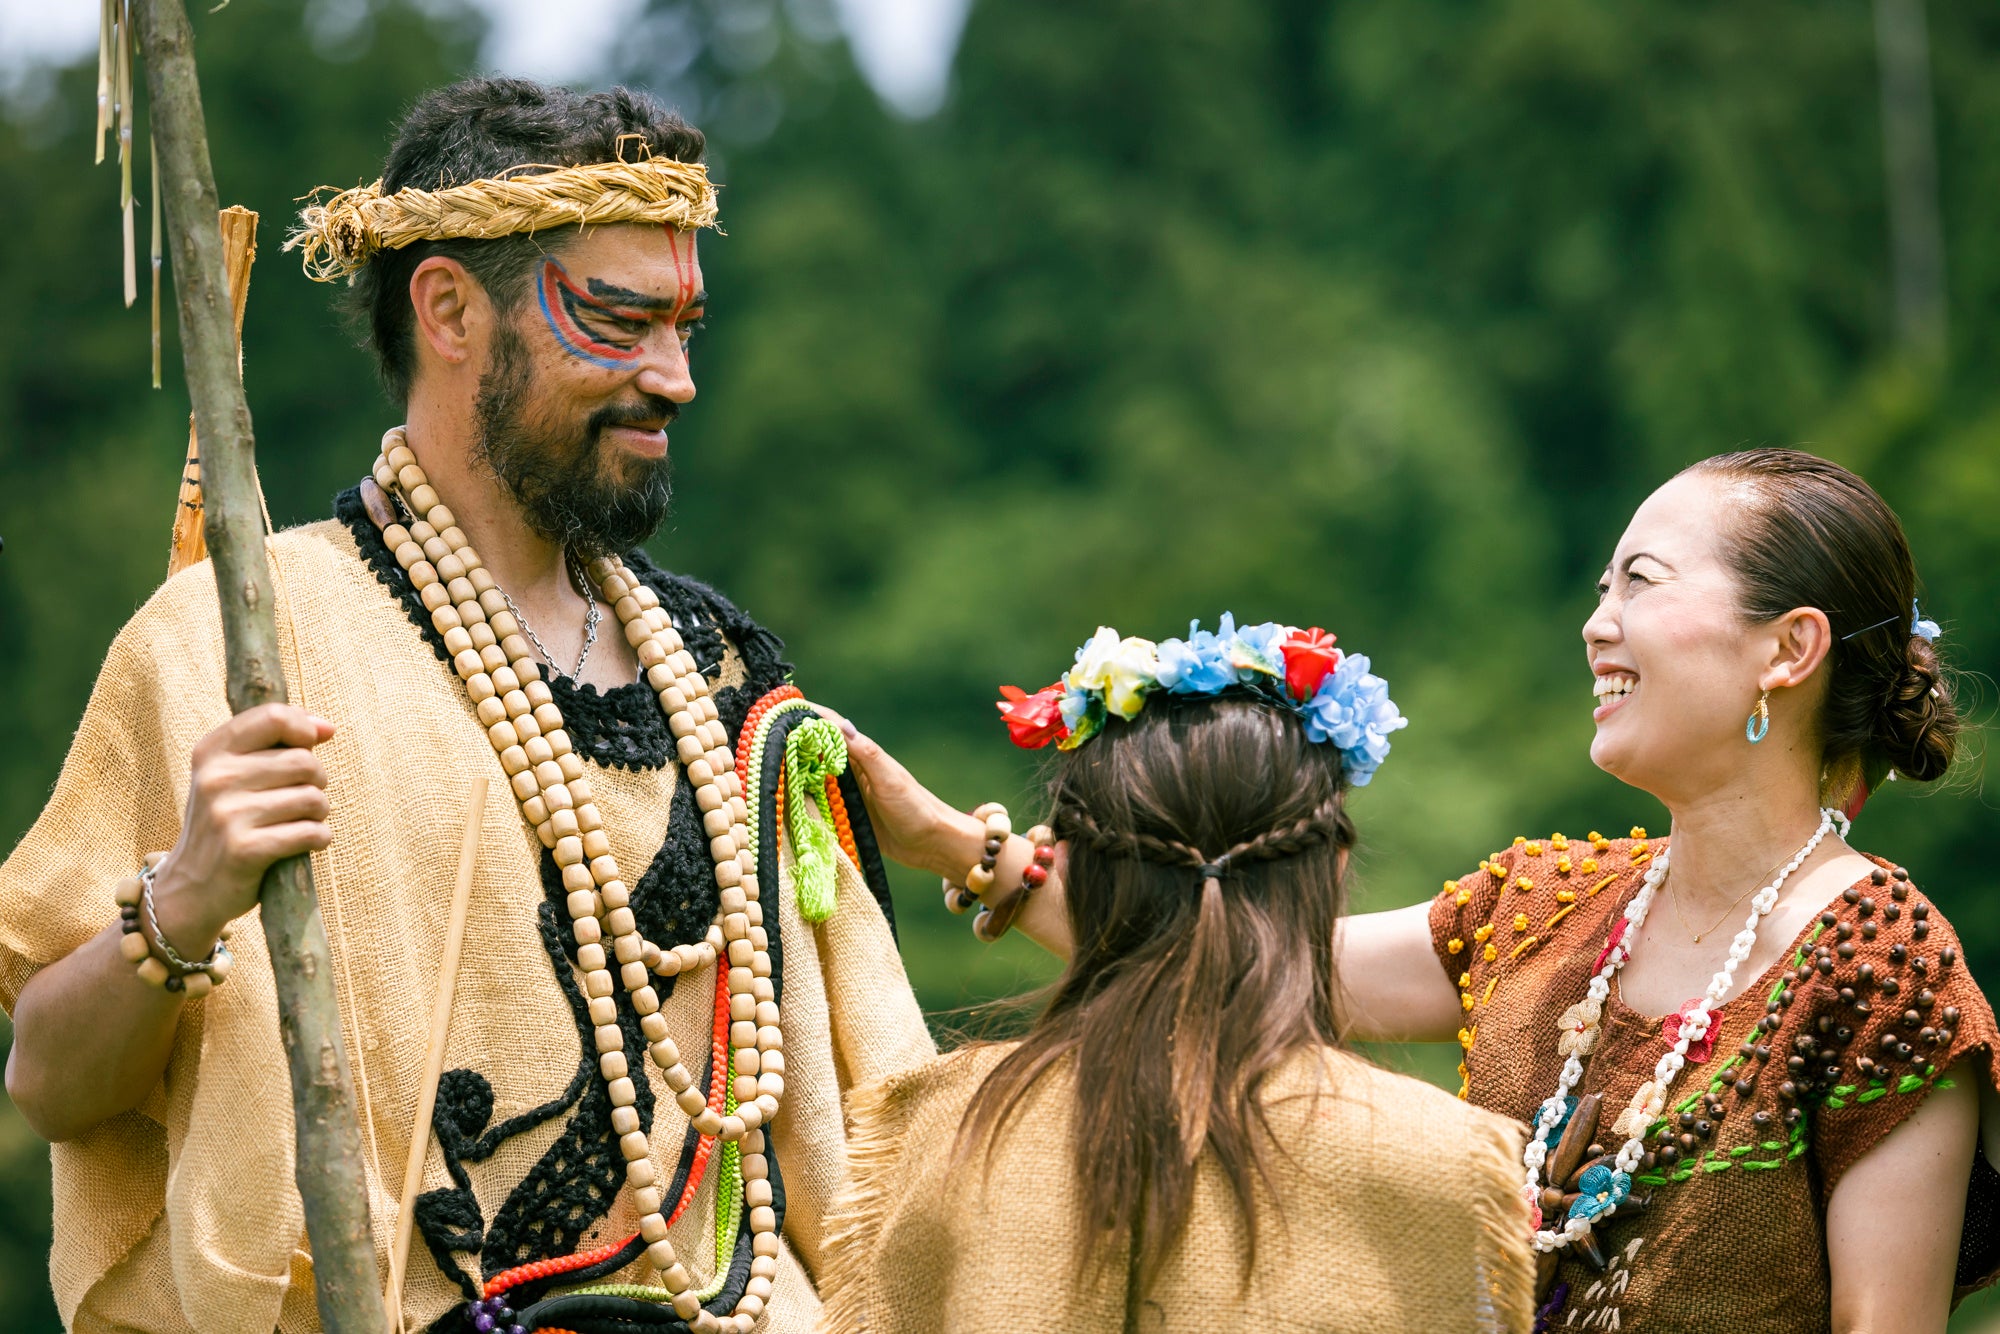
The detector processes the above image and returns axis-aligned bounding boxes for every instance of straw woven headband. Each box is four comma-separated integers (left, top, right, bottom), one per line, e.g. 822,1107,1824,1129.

286,145,719,282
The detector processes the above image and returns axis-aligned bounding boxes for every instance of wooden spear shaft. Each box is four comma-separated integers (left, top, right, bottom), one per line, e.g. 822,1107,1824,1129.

132,2,386,1330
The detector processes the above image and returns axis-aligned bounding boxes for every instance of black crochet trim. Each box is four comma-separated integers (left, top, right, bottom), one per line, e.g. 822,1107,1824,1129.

837,770,898,941
332,486,792,772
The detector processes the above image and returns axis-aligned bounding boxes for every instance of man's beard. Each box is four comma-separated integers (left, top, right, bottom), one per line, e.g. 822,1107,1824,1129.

473,321,677,560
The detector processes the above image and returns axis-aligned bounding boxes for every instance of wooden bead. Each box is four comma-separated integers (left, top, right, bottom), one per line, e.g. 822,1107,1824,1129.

711,835,738,864
534,703,563,734
522,795,550,825
662,1261,691,1292
734,1074,759,1103
543,782,572,812
626,1158,656,1190
730,966,755,995
760,1050,784,1076
735,1049,761,1077
714,860,742,890
727,938,754,968
551,807,581,839
750,1255,778,1280
640,1211,669,1244
624,618,652,648
621,961,650,990
757,1025,783,1052
545,728,573,758
119,930,151,962
588,995,617,1025
453,649,484,678
749,1206,776,1234
640,1011,670,1043
600,1051,628,1080
386,443,416,470
671,1292,701,1321
692,1108,725,1137
136,957,170,987
593,1022,623,1054
601,574,631,600
523,737,555,767
443,627,473,656
409,484,440,513
476,696,507,728
753,1230,780,1258
731,1020,758,1048
612,1106,641,1137
631,985,660,1017
747,1275,774,1301
619,1130,650,1161
757,1072,785,1101
687,758,715,786
568,776,592,806
559,752,586,783
419,582,451,612
638,638,667,668
741,1153,768,1181
754,1001,780,1028
583,829,612,859
477,644,507,673
509,769,539,803
636,1185,665,1217
607,1076,637,1107
676,1085,708,1117
586,970,615,999
498,745,529,777
436,553,466,582
396,464,425,493
751,976,774,1003
208,951,233,982
605,906,636,936
577,943,607,971
562,862,594,893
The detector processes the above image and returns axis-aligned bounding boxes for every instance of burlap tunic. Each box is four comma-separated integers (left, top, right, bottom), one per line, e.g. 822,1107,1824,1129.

1430,833,2000,1333
0,489,935,1333
819,1043,1536,1333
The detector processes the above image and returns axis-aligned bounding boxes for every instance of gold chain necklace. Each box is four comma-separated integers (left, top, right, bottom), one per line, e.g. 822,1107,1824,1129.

1666,849,1797,943
372,428,782,1326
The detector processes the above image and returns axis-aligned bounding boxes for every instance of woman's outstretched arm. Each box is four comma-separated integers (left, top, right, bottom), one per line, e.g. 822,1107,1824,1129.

834,712,1465,1041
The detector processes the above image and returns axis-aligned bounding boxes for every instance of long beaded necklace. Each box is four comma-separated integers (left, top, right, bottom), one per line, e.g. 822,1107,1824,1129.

370,427,783,1332
1522,807,1848,1255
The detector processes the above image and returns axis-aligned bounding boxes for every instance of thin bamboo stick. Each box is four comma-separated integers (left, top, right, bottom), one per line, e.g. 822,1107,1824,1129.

383,776,488,1332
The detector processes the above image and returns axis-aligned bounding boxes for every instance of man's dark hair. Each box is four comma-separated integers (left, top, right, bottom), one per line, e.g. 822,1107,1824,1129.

348,78,705,404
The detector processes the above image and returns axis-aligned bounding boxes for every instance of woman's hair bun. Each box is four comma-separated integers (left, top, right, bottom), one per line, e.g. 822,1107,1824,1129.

1872,633,1959,784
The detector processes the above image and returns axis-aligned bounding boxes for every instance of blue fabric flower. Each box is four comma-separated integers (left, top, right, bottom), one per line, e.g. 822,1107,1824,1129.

1566,1165,1631,1224
1154,619,1239,694
1228,619,1288,681
1536,1095,1579,1146
1913,600,1941,643
1300,653,1409,786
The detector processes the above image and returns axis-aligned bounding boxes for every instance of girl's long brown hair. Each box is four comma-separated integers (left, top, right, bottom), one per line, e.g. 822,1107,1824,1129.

959,693,1353,1311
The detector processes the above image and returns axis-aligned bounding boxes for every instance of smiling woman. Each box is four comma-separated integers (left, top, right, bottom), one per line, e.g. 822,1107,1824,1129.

841,446,1997,1334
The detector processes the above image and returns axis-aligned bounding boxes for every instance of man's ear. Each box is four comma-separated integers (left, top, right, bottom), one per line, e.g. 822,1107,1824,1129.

409,256,491,369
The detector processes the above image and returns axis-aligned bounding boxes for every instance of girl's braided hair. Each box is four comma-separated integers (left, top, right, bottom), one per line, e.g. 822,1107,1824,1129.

959,693,1353,1313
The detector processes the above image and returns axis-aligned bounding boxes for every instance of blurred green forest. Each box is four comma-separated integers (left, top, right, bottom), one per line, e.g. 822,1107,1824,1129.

2,0,1997,1325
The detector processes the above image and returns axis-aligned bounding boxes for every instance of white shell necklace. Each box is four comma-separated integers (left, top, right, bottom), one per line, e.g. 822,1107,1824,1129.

1522,807,1849,1253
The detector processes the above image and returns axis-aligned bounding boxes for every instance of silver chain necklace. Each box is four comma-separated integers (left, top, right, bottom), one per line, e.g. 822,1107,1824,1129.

498,552,600,680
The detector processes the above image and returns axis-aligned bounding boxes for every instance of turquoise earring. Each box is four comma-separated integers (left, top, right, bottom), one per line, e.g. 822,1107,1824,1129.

1746,690,1770,744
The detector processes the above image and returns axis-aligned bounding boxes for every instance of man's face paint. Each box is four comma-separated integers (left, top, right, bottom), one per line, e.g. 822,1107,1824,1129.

478,225,707,557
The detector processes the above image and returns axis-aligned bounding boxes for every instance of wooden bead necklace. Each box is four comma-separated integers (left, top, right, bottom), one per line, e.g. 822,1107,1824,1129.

370,427,782,1331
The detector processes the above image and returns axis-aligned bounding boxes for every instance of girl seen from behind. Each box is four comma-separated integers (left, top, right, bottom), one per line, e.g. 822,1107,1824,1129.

820,626,1534,1333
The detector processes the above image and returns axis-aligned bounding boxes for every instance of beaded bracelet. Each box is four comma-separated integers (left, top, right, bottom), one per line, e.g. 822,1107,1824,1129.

114,857,234,996
941,803,1010,916
973,825,1055,944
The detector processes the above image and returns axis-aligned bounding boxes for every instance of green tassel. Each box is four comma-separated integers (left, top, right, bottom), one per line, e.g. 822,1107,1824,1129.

785,717,849,923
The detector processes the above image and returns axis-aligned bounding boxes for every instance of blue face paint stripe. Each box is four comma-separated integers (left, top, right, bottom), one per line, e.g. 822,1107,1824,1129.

537,260,642,370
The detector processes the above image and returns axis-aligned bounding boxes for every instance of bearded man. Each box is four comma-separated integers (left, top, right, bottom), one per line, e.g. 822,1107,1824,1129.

0,78,931,1333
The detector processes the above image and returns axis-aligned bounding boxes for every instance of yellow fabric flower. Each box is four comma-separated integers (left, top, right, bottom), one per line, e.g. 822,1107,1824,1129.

1515,877,1535,893
1448,937,1465,955
1474,924,1494,943
1513,913,1530,933
1525,841,1543,857
1100,636,1160,720
1483,944,1497,962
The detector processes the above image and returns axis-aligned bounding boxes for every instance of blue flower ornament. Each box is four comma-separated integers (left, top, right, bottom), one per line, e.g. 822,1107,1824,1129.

1566,1164,1632,1225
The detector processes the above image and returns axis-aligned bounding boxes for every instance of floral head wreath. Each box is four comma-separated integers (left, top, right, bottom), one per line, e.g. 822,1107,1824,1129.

996,615,1409,786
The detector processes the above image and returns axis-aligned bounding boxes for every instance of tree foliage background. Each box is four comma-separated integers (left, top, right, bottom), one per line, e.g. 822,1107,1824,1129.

0,0,1996,1324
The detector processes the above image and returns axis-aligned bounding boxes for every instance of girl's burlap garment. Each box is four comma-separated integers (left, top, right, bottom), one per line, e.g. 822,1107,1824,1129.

0,491,935,1333
818,1043,1536,1333
1432,835,2000,1333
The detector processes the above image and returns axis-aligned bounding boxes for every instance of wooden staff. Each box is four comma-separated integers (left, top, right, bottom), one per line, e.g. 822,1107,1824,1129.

383,776,488,1332
131,2,385,1329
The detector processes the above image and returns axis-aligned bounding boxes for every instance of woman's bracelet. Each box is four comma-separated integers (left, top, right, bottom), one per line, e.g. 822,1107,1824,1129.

115,856,235,996
972,823,1056,944
942,803,1011,916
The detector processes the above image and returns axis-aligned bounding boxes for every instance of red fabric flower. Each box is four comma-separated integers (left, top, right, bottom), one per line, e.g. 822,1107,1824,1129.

996,683,1070,749
1591,917,1628,975
1662,999,1716,1065
1279,627,1342,702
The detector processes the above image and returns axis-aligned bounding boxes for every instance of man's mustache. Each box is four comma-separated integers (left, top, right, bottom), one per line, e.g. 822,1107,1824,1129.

590,396,680,435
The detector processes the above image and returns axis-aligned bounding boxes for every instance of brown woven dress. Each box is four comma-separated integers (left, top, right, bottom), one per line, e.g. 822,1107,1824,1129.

1429,832,2000,1333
